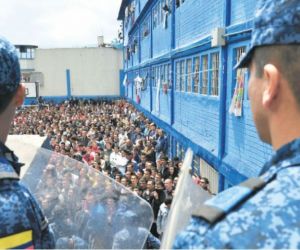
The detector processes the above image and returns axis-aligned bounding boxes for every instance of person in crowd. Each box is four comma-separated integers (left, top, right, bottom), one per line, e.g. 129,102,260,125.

155,129,168,160
199,177,213,195
157,197,173,239
163,178,173,200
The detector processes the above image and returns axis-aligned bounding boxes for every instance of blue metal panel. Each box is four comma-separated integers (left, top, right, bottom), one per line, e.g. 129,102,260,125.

66,69,71,98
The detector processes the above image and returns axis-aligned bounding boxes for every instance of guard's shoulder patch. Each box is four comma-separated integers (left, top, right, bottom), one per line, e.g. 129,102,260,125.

192,178,266,224
0,157,19,180
0,230,34,249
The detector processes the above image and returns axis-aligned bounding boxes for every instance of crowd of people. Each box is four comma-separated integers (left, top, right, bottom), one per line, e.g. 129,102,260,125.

11,99,212,244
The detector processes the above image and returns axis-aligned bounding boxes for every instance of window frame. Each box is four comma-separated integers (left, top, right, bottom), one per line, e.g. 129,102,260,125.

186,58,192,92
200,54,209,95
211,52,220,96
193,56,200,93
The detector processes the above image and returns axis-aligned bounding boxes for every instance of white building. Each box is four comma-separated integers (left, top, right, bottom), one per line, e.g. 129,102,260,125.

16,39,123,102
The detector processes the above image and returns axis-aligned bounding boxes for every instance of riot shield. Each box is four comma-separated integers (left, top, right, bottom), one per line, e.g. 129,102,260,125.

20,143,154,249
161,148,212,249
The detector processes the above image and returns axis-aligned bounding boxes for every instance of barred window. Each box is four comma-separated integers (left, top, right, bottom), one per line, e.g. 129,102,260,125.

192,155,201,176
236,47,246,64
180,60,185,92
193,57,200,93
186,59,192,92
160,65,164,88
153,4,158,29
176,62,180,91
153,67,157,87
201,55,208,95
167,64,171,88
142,17,150,39
211,53,220,96
234,46,247,98
200,159,219,194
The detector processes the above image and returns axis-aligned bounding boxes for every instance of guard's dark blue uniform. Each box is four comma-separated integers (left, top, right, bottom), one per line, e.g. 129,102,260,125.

0,142,55,249
174,138,300,249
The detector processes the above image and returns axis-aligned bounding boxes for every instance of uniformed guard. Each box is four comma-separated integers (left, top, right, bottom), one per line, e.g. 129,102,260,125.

173,0,300,248
0,37,55,248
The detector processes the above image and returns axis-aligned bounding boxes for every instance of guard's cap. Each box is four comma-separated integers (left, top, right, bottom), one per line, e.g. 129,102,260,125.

237,0,300,68
0,37,20,94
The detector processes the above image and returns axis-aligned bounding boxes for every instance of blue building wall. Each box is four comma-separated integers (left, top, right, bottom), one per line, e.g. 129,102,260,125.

230,0,257,26
152,1,172,57
139,67,151,111
140,0,148,13
175,0,224,49
118,0,271,191
140,14,152,63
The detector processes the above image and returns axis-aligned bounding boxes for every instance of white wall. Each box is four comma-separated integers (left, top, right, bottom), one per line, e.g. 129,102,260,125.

34,47,123,97
19,59,35,71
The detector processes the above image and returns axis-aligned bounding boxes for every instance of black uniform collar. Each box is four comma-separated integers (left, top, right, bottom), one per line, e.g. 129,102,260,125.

0,140,24,176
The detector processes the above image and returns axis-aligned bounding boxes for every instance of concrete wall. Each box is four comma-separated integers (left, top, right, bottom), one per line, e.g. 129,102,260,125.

34,47,123,97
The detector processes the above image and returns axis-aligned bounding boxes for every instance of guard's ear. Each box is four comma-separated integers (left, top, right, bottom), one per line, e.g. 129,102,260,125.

14,83,26,107
262,64,280,109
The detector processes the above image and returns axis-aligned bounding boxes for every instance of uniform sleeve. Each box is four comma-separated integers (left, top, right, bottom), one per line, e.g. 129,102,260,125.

22,185,56,248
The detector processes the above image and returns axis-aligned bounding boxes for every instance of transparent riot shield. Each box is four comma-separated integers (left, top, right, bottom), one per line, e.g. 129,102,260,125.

161,148,212,249
20,143,153,249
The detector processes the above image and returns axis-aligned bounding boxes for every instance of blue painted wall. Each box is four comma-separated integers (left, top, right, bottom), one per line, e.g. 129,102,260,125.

152,87,172,124
118,0,275,190
230,0,257,26
66,69,71,98
173,93,219,157
120,70,125,97
152,1,172,58
224,41,273,180
140,14,151,63
139,67,151,111
175,0,224,49
140,0,148,13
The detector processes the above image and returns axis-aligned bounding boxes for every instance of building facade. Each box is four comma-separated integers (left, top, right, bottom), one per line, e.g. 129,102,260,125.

118,0,273,192
16,43,123,104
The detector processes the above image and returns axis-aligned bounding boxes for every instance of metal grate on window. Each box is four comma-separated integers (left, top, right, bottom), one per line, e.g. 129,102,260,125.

200,159,219,194
201,55,208,95
176,62,181,91
193,57,200,93
186,59,192,92
180,60,185,92
236,47,246,63
211,53,220,96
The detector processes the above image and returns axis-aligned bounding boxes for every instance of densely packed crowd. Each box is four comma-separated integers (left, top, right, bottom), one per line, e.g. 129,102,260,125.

11,99,212,245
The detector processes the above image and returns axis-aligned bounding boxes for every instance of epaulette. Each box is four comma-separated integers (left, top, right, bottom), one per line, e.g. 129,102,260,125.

0,156,19,180
192,177,265,224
